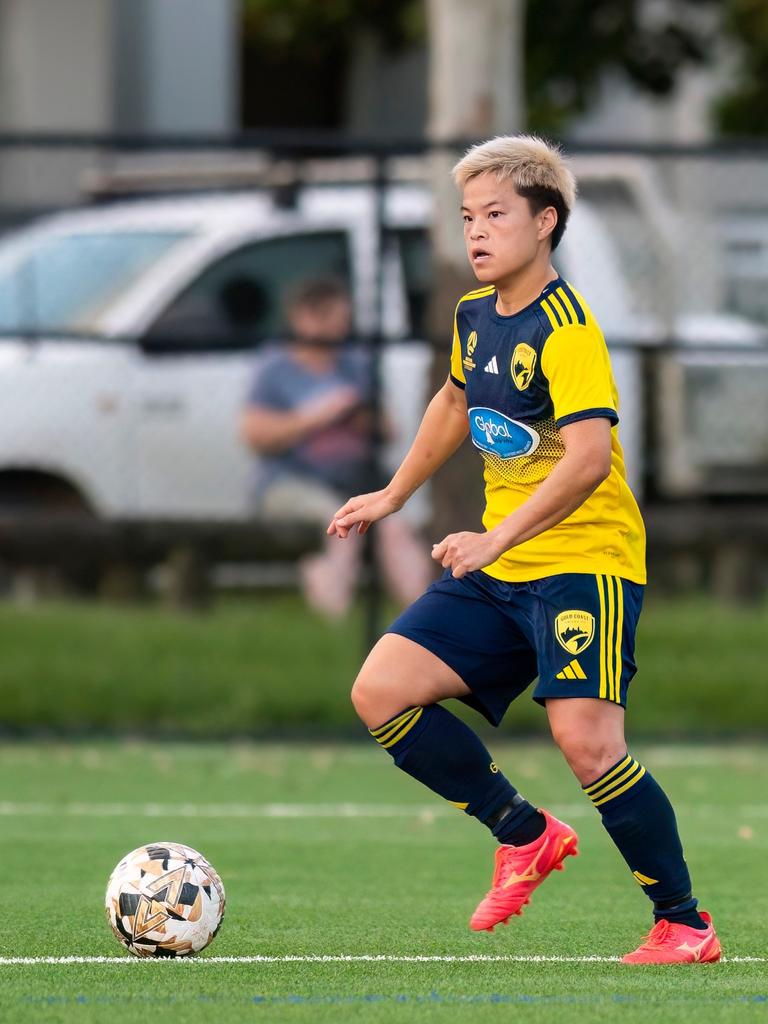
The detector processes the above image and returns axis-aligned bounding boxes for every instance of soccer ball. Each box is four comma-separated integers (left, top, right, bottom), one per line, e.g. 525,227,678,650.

105,841,225,958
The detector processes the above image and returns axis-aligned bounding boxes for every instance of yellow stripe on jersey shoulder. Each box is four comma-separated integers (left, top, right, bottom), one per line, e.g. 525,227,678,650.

458,286,495,305
549,291,572,325
556,287,580,325
540,297,560,330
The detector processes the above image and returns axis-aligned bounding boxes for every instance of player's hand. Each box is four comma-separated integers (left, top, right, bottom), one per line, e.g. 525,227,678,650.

431,530,504,579
327,488,403,538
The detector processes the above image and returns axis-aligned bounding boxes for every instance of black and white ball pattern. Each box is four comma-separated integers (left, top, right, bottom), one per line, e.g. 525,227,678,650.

105,841,225,957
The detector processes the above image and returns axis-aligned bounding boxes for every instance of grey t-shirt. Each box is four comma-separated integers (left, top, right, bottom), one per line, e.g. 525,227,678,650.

246,344,373,496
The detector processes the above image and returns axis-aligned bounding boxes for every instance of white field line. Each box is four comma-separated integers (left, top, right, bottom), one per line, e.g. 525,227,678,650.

0,801,766,819
0,801,588,819
0,954,764,965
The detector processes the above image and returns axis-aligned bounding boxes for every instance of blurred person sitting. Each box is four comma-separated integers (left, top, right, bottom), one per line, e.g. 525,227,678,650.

240,277,431,618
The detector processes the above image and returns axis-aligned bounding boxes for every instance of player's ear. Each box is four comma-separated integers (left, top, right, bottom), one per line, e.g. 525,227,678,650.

538,206,557,244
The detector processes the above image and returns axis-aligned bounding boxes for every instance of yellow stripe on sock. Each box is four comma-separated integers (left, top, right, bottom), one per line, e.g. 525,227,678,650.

593,766,646,807
449,800,469,810
588,760,641,803
633,870,659,886
597,575,607,699
584,754,632,796
380,707,424,749
614,577,624,704
370,707,418,740
374,708,420,745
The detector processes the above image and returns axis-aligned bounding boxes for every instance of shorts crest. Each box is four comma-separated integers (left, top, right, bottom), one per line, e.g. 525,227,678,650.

555,610,595,655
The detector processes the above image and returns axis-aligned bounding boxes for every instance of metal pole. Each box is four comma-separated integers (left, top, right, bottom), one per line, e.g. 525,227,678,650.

362,151,388,653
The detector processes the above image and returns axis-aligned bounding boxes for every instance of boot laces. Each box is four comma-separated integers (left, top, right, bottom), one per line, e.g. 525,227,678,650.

642,918,674,948
491,844,526,887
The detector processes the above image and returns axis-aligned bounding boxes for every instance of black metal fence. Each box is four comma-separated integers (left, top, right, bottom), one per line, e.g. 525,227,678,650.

0,132,767,635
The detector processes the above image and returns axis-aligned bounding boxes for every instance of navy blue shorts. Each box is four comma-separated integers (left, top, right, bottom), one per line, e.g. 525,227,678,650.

388,570,644,726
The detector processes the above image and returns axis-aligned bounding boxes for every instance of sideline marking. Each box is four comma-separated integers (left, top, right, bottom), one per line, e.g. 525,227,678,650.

0,801,764,820
0,954,764,965
0,801,589,820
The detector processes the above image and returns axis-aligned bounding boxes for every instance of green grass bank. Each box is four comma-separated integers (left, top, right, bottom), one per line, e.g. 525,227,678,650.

0,595,765,736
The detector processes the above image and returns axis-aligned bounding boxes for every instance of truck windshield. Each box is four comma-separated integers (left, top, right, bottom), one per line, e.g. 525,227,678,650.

0,230,188,334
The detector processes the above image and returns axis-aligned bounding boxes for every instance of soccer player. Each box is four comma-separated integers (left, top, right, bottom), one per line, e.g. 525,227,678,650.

328,136,720,965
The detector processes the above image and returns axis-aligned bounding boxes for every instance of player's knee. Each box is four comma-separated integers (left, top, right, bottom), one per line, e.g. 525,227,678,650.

350,670,386,728
351,668,414,731
551,727,626,787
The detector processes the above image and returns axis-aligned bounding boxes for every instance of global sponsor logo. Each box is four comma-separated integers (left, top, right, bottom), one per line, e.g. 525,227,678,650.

468,407,540,459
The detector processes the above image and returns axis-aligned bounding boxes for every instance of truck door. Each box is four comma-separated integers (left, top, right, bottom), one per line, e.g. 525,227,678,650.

132,230,352,519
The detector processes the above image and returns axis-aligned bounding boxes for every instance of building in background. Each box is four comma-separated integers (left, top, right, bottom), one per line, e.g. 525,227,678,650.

0,0,238,218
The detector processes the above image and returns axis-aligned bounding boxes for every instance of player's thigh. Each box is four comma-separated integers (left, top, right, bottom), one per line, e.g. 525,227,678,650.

352,633,471,728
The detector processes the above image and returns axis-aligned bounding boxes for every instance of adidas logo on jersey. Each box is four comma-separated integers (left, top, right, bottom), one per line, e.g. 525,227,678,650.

483,356,499,374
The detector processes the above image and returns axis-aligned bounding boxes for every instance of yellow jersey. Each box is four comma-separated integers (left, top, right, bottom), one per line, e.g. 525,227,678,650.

449,277,646,584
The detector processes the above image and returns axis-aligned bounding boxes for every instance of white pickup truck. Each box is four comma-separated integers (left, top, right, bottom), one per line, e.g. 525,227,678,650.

0,181,763,533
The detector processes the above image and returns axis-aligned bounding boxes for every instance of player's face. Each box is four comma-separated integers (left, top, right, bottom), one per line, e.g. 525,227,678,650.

461,173,549,284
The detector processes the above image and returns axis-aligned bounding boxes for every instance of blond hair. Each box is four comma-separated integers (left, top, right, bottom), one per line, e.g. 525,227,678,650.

452,135,576,249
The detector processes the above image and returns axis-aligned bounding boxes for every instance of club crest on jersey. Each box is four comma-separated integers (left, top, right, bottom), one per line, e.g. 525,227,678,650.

511,343,537,391
463,330,478,371
555,610,595,655
468,407,540,459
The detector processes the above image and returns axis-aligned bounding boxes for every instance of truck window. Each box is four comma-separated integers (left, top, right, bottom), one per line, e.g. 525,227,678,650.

144,231,351,351
0,231,187,334
394,228,431,339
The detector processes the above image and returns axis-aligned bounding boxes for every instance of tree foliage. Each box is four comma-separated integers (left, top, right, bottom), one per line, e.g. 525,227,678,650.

715,0,768,136
524,0,717,133
241,0,768,137
241,0,423,56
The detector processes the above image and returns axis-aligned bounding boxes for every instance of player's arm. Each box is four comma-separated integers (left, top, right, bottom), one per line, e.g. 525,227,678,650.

432,418,611,575
328,377,468,538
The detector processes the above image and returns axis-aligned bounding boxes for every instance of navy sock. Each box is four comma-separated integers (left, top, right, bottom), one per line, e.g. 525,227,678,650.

583,754,707,930
370,705,544,844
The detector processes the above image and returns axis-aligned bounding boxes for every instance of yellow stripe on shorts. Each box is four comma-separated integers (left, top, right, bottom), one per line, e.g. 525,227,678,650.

605,575,616,701
613,577,624,704
596,575,607,699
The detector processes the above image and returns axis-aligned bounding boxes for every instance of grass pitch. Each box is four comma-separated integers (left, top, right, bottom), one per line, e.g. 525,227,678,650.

0,740,765,1023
